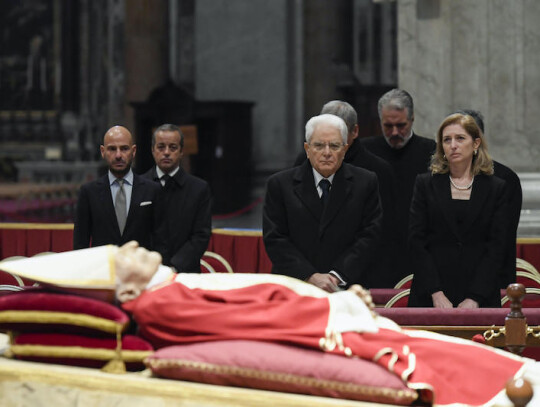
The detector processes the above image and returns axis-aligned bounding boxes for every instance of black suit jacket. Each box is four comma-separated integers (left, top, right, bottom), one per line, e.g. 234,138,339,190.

294,140,397,287
263,161,382,285
73,173,161,250
493,161,522,288
408,173,507,307
361,133,436,281
143,167,212,273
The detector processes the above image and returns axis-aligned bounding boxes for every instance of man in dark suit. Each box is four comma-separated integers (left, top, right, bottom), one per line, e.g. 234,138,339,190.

73,126,161,250
263,114,382,292
294,101,396,287
455,109,522,288
142,124,211,273
361,89,436,284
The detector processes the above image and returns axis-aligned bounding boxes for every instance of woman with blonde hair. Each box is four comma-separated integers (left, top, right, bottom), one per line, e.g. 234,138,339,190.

408,113,507,308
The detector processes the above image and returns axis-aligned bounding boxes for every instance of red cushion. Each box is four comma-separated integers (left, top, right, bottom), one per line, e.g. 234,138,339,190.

10,332,153,370
0,291,129,335
145,340,418,405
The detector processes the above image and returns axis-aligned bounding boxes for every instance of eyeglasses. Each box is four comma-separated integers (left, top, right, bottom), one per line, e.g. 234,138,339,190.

309,142,344,152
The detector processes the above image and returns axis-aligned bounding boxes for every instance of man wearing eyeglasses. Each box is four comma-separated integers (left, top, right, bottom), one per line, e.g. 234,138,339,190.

361,89,436,283
293,101,397,288
263,114,382,292
142,124,211,273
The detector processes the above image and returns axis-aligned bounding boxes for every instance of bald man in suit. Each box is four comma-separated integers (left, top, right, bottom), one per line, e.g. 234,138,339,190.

73,126,161,250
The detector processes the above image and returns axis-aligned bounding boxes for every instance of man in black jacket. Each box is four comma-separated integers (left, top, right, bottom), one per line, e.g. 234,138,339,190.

142,124,212,273
73,126,161,250
294,101,397,287
455,109,522,288
264,114,382,292
361,89,436,284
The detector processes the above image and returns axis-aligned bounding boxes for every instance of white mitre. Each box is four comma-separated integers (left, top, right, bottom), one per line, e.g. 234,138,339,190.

0,244,172,302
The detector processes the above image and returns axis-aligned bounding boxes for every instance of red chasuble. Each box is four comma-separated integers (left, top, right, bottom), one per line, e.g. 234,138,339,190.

123,273,528,406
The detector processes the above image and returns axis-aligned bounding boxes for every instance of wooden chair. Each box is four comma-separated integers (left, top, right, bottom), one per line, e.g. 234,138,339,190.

515,271,540,289
0,257,29,287
200,251,234,274
516,258,540,279
384,289,410,308
502,287,540,308
393,274,413,289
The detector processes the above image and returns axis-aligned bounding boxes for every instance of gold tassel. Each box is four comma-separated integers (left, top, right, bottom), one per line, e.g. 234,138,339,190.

101,327,126,374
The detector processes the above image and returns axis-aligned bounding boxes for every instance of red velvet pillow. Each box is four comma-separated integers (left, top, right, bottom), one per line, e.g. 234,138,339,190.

0,291,129,336
145,340,417,405
8,332,153,371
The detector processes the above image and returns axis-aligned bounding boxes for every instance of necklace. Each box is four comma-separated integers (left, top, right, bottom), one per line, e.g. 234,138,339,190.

449,176,474,190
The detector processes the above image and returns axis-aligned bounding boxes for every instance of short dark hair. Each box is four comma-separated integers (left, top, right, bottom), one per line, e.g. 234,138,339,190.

152,124,184,148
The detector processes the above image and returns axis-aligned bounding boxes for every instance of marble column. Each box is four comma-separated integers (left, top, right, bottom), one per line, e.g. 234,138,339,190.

194,0,296,172
398,0,540,172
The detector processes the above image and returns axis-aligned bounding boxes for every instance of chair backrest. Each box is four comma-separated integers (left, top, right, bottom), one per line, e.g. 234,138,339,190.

393,274,413,289
200,251,234,274
502,287,540,308
516,258,540,279
0,257,30,287
384,289,410,308
200,259,216,273
515,271,540,289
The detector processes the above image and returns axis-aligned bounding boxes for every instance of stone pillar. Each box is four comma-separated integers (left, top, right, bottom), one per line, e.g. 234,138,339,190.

195,0,293,171
398,0,540,172
124,0,168,139
303,0,353,119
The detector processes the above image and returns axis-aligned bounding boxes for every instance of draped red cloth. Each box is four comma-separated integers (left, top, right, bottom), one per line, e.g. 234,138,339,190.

123,277,526,406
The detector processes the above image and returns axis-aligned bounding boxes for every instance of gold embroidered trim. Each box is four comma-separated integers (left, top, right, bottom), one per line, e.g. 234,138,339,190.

318,329,352,356
373,347,393,363
387,352,398,373
145,358,418,402
8,344,152,362
373,346,417,381
211,228,262,237
0,223,74,230
0,310,126,334
107,245,116,284
401,351,416,382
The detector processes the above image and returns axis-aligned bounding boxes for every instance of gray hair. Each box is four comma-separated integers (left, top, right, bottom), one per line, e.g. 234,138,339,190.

377,89,414,120
320,100,357,133
305,114,348,144
152,124,184,148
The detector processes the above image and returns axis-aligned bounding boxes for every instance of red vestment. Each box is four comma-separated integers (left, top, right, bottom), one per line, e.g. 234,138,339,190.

123,275,527,406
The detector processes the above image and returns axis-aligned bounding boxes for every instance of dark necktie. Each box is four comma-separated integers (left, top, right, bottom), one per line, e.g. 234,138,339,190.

161,174,171,189
319,179,331,206
114,178,127,235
